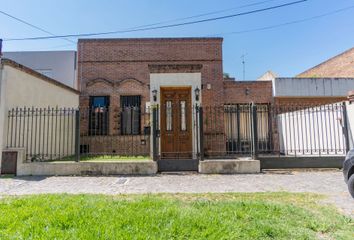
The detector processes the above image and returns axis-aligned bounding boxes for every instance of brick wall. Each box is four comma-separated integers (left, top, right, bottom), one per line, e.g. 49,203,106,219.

78,38,224,109
274,97,346,106
77,38,225,156
223,80,273,104
297,47,354,78
81,136,150,156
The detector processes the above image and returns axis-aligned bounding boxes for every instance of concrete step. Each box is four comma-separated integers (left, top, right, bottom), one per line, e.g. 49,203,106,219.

199,159,260,174
157,159,199,172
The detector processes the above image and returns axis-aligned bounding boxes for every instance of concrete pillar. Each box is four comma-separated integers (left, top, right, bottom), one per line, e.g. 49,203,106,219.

0,64,9,172
0,63,5,170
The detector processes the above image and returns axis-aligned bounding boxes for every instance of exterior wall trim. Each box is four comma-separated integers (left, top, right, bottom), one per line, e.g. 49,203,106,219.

78,37,223,42
86,78,114,87
150,72,202,159
149,64,203,73
0,63,5,168
2,59,80,95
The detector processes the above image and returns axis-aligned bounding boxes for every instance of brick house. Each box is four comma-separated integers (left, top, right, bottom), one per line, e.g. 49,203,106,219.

2,39,354,174
77,38,273,163
77,38,354,170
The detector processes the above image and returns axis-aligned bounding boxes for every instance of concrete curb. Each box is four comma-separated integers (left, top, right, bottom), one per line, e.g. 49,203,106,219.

199,159,260,174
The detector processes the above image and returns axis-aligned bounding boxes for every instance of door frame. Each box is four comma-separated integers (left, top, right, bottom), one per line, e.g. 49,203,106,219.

149,72,202,160
160,86,193,159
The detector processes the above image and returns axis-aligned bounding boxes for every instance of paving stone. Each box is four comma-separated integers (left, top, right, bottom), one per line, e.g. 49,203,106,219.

0,170,352,217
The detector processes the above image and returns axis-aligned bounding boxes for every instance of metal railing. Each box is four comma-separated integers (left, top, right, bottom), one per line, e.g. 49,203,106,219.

5,102,350,162
200,102,349,158
79,107,151,159
264,102,348,157
6,107,77,161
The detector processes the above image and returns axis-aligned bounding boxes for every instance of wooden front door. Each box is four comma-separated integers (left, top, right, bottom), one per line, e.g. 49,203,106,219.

160,87,193,159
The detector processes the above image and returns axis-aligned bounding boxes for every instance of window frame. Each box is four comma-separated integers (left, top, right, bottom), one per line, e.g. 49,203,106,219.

89,96,110,136
120,95,142,135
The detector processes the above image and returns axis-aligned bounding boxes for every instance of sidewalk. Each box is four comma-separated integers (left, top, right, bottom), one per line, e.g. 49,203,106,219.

1,170,353,217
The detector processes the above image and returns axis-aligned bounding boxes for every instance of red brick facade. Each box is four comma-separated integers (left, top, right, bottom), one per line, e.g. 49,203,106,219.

78,38,274,107
223,80,273,104
78,38,224,108
77,38,274,157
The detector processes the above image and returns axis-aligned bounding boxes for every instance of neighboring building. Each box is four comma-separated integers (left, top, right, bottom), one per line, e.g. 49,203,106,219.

273,77,354,105
3,51,77,89
257,70,278,81
0,58,79,173
297,47,354,78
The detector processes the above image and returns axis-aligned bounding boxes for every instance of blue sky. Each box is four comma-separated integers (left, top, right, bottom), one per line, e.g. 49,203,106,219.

1,0,354,80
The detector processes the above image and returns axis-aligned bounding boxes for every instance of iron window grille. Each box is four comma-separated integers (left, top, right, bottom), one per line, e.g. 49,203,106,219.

89,96,109,136
121,95,141,135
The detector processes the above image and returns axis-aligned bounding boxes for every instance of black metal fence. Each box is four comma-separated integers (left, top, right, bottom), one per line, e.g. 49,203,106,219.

5,102,350,162
204,104,270,157
6,107,77,161
202,102,348,158
79,107,151,158
263,103,348,157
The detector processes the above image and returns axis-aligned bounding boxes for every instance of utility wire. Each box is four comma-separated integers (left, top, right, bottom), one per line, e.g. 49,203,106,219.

0,0,284,45
44,5,352,51
127,0,282,30
0,10,76,44
41,5,353,51
3,0,307,41
207,5,354,36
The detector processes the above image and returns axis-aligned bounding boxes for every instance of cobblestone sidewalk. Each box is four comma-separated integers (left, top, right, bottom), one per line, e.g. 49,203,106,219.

0,170,353,217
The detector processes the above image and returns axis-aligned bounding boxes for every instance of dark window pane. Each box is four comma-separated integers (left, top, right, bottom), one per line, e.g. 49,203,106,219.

91,96,109,108
121,96,141,135
89,96,109,135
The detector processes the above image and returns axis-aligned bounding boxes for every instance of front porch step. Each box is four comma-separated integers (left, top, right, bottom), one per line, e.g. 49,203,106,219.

198,159,260,174
157,159,199,172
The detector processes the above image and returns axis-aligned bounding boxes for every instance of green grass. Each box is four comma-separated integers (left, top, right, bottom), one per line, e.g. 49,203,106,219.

0,174,15,179
50,155,150,162
0,193,352,239
79,155,150,162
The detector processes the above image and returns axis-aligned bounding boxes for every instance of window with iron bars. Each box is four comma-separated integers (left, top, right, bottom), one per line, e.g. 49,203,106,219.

121,95,141,135
89,96,109,136
224,104,271,153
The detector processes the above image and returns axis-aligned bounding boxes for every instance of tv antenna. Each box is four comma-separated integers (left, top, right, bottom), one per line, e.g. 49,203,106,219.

241,53,247,80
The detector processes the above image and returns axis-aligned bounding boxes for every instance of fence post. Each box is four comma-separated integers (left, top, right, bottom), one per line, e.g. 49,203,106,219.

152,106,158,161
75,109,80,162
198,106,204,161
342,102,350,153
251,103,258,159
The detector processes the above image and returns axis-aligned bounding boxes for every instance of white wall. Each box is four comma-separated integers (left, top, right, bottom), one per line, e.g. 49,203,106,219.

0,63,79,169
3,51,77,89
4,64,78,109
150,73,202,158
346,102,354,149
277,104,346,156
274,78,354,97
0,64,5,168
